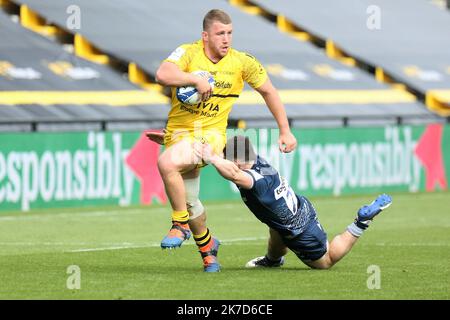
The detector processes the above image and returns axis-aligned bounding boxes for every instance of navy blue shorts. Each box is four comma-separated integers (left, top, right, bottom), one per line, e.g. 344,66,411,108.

283,218,328,262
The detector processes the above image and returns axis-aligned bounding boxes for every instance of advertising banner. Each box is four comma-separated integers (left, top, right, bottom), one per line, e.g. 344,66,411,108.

0,124,448,211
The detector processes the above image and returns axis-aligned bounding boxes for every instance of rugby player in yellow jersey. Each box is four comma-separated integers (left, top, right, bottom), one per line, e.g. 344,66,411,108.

148,9,297,272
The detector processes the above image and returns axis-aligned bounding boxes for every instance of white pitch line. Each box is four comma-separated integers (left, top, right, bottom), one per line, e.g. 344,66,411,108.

67,241,450,253
0,242,140,246
67,237,268,253
373,242,450,247
0,210,148,221
0,203,239,221
0,241,447,248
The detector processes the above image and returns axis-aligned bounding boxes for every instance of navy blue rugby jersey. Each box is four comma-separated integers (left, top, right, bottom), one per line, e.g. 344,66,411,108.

238,156,316,238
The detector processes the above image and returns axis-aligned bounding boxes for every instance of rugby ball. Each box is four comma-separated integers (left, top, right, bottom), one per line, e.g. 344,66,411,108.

176,71,214,105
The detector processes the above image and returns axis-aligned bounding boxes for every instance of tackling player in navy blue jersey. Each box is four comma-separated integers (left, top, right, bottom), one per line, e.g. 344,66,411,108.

194,136,392,269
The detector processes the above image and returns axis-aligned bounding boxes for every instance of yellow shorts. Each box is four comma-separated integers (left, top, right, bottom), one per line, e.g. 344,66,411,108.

163,129,226,169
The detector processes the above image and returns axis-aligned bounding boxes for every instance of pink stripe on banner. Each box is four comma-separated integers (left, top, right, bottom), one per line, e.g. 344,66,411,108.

126,133,167,204
414,124,448,191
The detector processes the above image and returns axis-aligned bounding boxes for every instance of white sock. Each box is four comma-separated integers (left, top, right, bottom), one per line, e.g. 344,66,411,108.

347,220,370,237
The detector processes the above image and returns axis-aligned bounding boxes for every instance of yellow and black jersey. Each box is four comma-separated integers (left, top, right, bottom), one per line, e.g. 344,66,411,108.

164,40,267,136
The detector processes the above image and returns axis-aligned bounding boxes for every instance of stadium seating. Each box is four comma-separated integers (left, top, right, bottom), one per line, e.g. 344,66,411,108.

251,0,450,116
0,0,445,129
0,8,169,132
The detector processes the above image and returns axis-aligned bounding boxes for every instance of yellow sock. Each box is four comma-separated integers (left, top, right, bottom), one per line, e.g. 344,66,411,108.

171,210,189,224
194,228,211,248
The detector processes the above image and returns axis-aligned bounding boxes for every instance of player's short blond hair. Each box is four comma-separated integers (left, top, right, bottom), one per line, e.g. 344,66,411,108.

203,9,232,31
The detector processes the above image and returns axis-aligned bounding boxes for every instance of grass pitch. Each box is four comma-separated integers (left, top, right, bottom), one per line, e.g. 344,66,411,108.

0,192,449,300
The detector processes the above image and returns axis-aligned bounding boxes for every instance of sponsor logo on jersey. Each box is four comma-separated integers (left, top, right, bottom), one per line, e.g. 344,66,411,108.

218,70,235,75
195,102,220,112
179,102,220,118
214,81,232,89
274,179,287,198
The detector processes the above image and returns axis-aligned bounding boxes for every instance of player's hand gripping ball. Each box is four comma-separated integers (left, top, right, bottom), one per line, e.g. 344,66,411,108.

176,71,214,105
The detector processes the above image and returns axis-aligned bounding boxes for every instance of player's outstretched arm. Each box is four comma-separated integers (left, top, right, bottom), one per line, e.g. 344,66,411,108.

155,62,212,101
254,79,297,153
194,143,253,189
210,156,253,189
155,61,198,87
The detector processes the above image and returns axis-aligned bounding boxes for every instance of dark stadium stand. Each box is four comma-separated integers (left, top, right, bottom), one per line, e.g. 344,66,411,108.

6,0,442,128
0,8,169,132
250,0,450,116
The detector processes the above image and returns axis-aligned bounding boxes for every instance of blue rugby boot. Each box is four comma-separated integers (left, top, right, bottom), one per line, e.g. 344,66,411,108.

357,194,392,222
160,222,191,249
347,194,392,238
199,237,221,272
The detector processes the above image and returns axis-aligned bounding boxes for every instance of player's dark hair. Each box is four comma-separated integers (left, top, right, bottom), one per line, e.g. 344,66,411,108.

223,136,256,163
203,9,232,31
